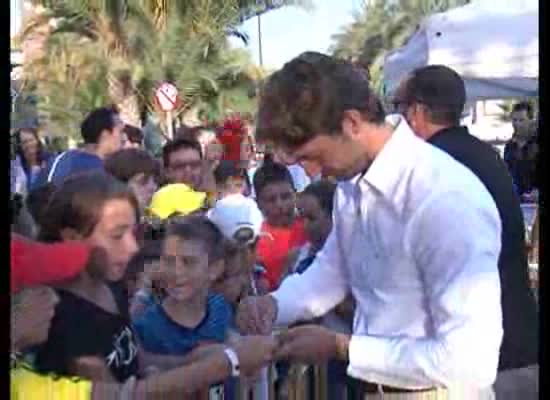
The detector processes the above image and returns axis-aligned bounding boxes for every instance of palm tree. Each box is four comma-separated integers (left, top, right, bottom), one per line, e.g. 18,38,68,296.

19,0,303,134
22,33,111,138
330,0,471,93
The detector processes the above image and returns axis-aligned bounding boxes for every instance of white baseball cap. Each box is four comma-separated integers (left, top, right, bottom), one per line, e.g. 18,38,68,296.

207,194,264,245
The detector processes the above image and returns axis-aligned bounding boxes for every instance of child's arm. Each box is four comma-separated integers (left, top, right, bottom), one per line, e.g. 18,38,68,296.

67,356,118,382
138,344,229,374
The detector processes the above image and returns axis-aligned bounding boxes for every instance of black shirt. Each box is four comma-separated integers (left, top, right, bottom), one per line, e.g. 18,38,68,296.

35,283,140,382
428,126,538,371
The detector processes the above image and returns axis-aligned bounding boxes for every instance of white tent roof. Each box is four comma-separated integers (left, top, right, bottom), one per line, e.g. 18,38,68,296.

383,4,538,101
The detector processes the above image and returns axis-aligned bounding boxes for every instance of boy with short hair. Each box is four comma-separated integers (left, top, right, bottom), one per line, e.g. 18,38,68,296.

208,194,269,400
132,215,231,398
208,193,265,305
253,162,307,291
132,216,231,355
213,160,251,201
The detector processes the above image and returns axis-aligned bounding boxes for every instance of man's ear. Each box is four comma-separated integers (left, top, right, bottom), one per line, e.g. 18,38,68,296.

60,228,83,241
341,109,364,140
208,259,225,283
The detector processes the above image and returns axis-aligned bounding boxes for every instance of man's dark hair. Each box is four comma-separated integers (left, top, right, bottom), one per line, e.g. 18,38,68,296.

512,102,534,119
253,161,294,198
105,149,160,183
402,65,466,126
165,215,224,264
162,137,203,168
302,179,337,217
123,125,144,144
81,107,119,144
256,51,385,149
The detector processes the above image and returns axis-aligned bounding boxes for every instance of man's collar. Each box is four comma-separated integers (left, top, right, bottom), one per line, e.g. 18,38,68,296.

360,115,418,209
427,125,468,143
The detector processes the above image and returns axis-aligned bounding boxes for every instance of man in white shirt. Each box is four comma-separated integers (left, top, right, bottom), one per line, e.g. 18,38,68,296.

236,52,503,399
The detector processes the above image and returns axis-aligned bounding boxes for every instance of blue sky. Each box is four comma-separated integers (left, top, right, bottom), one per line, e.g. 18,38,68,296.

230,0,361,69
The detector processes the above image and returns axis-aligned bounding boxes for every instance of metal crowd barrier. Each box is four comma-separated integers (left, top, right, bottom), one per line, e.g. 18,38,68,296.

230,362,330,400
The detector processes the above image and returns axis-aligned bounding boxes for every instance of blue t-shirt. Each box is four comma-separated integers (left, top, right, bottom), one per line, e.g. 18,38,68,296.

32,150,103,190
132,293,231,355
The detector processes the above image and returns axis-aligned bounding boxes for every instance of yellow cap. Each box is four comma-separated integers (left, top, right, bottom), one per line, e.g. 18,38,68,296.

149,184,207,220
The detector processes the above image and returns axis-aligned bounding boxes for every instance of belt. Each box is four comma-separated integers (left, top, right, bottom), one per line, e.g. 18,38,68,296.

361,382,436,394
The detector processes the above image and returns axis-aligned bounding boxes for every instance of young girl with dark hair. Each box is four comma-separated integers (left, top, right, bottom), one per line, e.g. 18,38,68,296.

35,171,141,382
14,128,54,191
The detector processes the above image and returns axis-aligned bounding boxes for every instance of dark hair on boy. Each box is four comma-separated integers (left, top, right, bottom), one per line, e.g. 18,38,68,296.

512,101,534,119
123,125,144,145
80,106,120,144
125,240,162,283
253,161,295,198
165,215,224,264
105,149,160,183
175,125,203,142
256,51,385,149
213,160,248,186
162,137,203,168
302,180,337,216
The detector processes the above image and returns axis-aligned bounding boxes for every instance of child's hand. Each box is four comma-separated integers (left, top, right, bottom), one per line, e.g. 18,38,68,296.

256,277,270,295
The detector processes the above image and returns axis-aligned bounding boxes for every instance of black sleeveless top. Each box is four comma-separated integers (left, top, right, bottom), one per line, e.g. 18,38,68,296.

34,283,140,382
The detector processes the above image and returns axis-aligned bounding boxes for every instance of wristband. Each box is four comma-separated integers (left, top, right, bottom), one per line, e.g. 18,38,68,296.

223,347,240,377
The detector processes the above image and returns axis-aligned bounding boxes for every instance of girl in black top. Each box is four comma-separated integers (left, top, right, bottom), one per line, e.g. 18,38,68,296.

35,172,141,382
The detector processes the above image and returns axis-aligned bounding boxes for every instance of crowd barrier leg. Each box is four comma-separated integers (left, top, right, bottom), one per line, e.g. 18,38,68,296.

313,364,328,400
232,362,332,400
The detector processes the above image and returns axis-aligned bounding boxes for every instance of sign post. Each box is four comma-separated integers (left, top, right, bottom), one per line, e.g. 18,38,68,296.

154,82,180,140
166,110,174,141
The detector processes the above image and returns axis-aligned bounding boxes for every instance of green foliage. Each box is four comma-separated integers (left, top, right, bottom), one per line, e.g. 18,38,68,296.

20,0,301,136
329,0,471,94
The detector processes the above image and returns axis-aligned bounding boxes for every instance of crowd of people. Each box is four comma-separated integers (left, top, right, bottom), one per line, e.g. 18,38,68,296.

11,53,538,400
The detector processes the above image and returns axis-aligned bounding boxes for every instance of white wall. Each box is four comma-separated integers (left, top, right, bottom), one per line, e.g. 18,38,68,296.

462,100,513,143
470,0,537,10
10,0,23,38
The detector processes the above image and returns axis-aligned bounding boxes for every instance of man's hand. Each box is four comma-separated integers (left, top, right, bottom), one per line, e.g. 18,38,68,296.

274,325,350,364
233,335,278,376
236,295,278,335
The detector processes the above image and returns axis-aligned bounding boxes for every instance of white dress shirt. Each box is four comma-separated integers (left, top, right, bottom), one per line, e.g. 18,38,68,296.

287,164,311,192
271,117,503,390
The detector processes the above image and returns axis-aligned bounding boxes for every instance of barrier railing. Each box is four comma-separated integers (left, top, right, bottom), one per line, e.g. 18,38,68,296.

230,362,330,400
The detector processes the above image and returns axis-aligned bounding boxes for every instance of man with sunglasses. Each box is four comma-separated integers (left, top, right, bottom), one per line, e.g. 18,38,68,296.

393,65,538,400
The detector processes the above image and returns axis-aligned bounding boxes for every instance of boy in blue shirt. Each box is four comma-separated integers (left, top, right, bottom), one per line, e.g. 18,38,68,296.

132,215,231,398
133,216,231,355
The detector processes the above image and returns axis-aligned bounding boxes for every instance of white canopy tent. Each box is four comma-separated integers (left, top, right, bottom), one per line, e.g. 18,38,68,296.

383,4,538,101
